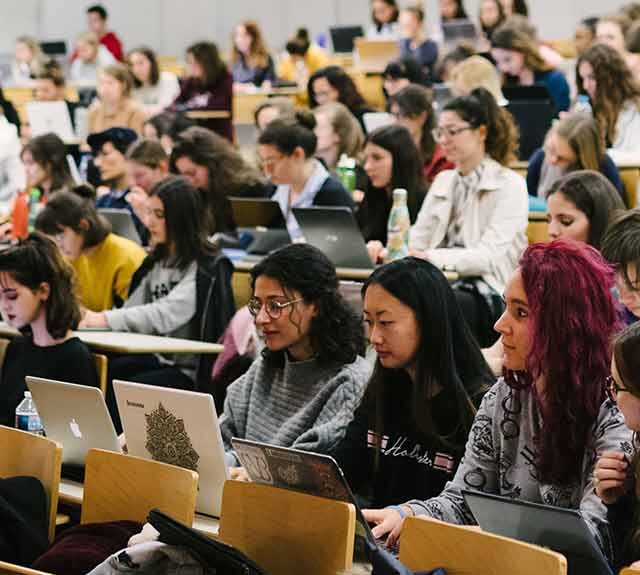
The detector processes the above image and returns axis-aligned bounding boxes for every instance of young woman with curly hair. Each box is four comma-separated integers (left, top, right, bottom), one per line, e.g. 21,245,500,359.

365,240,631,569
219,243,370,478
577,43,640,152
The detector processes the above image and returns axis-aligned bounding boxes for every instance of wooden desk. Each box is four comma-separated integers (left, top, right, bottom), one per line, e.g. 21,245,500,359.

0,323,223,355
186,110,231,120
233,87,304,124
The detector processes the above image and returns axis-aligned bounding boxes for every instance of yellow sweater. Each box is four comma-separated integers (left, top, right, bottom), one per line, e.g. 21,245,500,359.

72,233,146,312
277,45,330,82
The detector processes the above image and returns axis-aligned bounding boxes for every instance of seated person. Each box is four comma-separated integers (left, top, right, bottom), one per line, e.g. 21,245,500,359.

125,139,170,222
257,111,354,240
277,28,330,86
254,97,295,132
0,234,97,426
127,46,180,117
219,243,370,473
69,32,117,85
87,127,148,243
398,5,438,83
34,63,79,131
367,239,631,567
35,187,146,311
382,58,426,100
450,55,507,105
368,0,400,39
231,21,276,87
142,111,195,155
86,3,124,62
0,113,24,223
81,176,235,430
332,257,494,507
12,36,49,83
527,114,623,200
602,209,640,326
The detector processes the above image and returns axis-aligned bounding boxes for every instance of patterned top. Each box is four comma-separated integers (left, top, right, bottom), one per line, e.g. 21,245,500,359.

406,378,633,561
445,160,486,248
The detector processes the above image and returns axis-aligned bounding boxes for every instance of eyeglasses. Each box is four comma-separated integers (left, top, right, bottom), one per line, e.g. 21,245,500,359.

247,297,304,319
606,374,628,401
432,125,473,141
259,155,286,169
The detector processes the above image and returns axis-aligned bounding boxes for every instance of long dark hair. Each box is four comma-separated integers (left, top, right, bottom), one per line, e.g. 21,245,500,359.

250,243,366,369
149,175,215,269
362,257,493,447
22,133,72,193
0,233,80,339
308,66,367,111
127,46,160,87
257,110,317,157
186,41,228,89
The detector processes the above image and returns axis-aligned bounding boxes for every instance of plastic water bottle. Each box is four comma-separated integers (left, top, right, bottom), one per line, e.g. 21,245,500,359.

574,94,593,117
15,391,44,435
386,189,411,261
336,154,357,197
27,188,42,232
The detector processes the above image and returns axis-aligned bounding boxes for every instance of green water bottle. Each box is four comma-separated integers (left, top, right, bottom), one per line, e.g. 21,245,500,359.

336,153,357,197
27,188,42,233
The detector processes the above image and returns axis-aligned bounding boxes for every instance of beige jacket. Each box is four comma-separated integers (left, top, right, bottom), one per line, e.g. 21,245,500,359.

88,98,147,136
409,157,528,294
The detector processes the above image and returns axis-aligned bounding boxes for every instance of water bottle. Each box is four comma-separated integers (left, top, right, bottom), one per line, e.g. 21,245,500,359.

386,188,411,261
78,154,90,183
15,391,44,435
574,94,592,117
27,188,42,233
336,154,357,197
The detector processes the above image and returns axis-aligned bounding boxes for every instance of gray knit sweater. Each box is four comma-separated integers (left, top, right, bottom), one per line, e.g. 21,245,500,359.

220,353,371,467
405,378,633,561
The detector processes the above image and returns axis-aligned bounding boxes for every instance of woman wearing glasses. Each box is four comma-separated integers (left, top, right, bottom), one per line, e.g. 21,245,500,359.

219,243,370,477
595,322,640,570
409,88,527,346
366,240,631,568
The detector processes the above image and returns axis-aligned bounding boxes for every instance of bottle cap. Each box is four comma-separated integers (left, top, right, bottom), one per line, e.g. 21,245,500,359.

393,188,407,199
24,391,31,398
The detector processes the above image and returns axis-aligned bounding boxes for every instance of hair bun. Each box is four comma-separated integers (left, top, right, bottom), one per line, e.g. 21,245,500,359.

295,109,316,131
71,183,96,201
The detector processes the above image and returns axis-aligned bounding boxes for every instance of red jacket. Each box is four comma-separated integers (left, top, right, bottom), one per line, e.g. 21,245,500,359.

101,31,123,62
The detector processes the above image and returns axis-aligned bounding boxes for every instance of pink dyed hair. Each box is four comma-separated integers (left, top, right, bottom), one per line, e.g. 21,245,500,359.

507,239,619,485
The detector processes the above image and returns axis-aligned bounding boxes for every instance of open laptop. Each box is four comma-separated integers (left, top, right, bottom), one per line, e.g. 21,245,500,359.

26,101,76,142
293,206,373,269
98,208,143,244
330,26,364,54
26,377,121,466
362,112,394,134
230,197,290,255
353,38,400,73
442,19,478,47
462,490,614,575
114,380,228,518
232,438,378,547
432,83,454,112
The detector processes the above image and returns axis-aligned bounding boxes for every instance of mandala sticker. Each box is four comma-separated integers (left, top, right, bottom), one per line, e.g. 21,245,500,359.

145,402,200,472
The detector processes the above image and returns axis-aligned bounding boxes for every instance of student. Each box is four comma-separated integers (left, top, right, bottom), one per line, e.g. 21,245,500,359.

479,0,506,43
440,0,468,21
35,188,146,312
219,243,370,471
491,23,571,113
230,21,276,87
171,126,272,236
366,240,630,563
438,43,477,83
86,4,123,62
594,322,640,570
368,0,400,39
0,111,24,221
388,84,454,183
500,0,528,17
407,88,526,346
87,127,148,243
450,55,507,105
87,64,147,136
0,233,97,427
527,114,623,200
69,32,117,85
257,111,355,240
332,257,494,507
357,125,426,248
253,97,295,132
277,28,330,86
596,13,640,82
546,170,625,249
12,36,48,83
601,209,640,326
34,64,79,131
308,66,373,133
382,58,427,98
577,44,640,152
313,101,364,174
125,139,169,221
172,41,233,142
81,176,235,427
574,17,598,57
398,6,438,83
142,112,195,155
11,133,73,240
127,47,180,117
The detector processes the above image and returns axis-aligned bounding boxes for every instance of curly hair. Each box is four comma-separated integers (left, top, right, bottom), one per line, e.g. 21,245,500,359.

577,44,640,148
307,66,367,112
250,243,366,369
0,233,81,339
443,87,519,165
506,239,619,485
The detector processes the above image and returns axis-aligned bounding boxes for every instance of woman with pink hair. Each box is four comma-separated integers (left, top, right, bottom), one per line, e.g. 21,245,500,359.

363,239,632,568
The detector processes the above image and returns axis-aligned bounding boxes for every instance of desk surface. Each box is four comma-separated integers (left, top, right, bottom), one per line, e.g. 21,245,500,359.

0,323,223,355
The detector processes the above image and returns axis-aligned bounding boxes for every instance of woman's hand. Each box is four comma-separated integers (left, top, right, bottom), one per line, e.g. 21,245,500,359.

363,506,411,548
594,451,629,505
366,241,387,265
126,186,149,222
229,467,250,482
79,310,108,329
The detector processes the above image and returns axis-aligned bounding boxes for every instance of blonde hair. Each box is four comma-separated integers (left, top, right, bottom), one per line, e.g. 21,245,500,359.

314,102,364,163
552,114,604,171
76,32,99,61
451,56,506,104
100,64,134,98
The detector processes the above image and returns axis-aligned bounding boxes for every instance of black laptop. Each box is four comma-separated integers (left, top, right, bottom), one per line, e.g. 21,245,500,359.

330,26,365,54
229,197,290,255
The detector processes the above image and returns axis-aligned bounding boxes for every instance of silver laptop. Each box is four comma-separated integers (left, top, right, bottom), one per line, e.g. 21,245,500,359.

98,208,142,244
26,377,121,466
114,380,229,518
362,112,394,134
26,101,76,142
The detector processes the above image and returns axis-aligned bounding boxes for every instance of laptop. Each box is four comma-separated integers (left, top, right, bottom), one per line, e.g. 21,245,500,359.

353,38,400,73
362,112,394,134
230,197,290,255
432,83,454,112
232,438,378,546
98,208,142,244
462,490,614,575
26,101,76,142
330,26,365,54
114,380,229,518
442,19,478,46
26,377,121,466
292,206,373,269
40,40,67,57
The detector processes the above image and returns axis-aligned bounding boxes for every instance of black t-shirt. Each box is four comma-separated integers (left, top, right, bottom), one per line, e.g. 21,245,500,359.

332,373,483,508
0,336,98,427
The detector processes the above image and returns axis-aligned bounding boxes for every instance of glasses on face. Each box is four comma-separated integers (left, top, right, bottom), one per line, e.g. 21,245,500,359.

432,125,473,141
259,155,285,169
606,374,629,401
247,297,303,319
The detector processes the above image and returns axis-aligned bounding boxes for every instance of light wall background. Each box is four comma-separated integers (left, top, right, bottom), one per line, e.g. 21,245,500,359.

0,0,631,58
